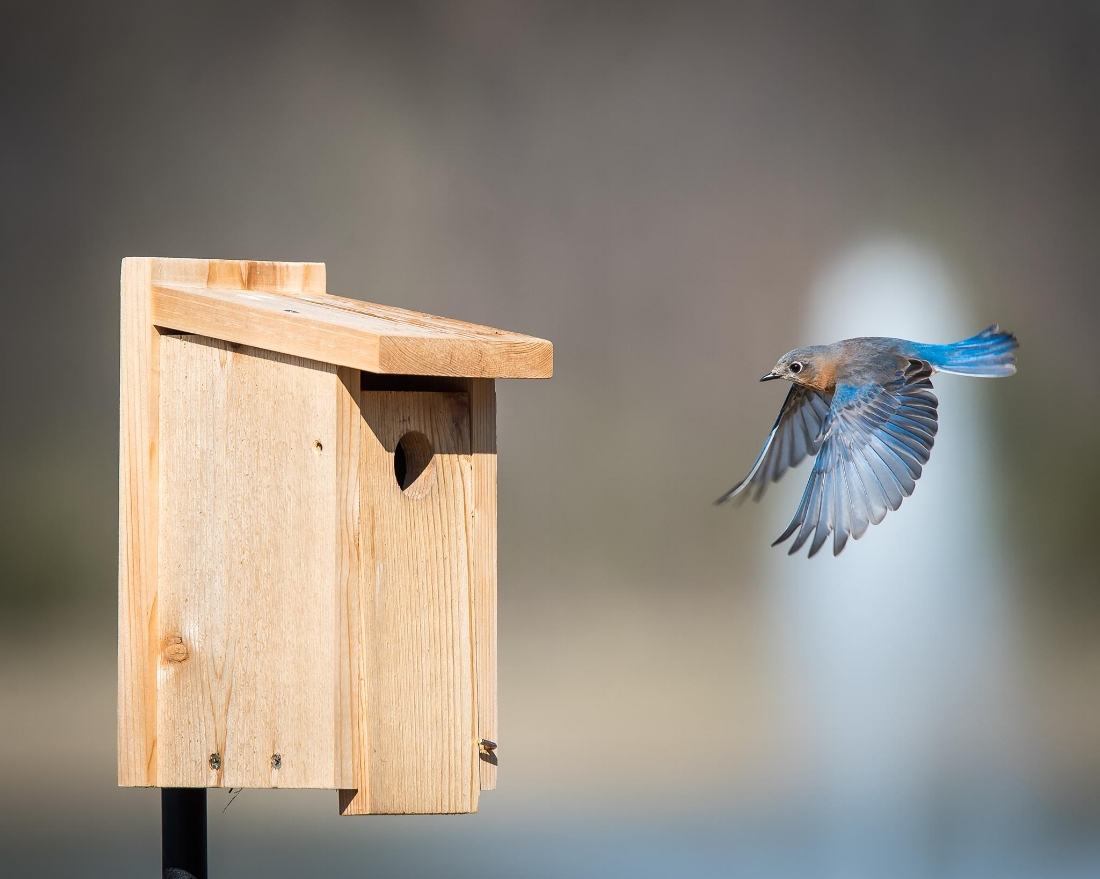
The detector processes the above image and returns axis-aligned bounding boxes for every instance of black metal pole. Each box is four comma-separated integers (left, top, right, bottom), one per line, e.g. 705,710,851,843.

161,788,208,879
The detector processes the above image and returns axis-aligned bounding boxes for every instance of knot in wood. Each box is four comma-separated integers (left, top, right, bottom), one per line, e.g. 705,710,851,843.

163,635,189,663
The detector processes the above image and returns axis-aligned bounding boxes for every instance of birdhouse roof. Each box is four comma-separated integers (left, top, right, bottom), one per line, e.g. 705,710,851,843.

139,257,553,379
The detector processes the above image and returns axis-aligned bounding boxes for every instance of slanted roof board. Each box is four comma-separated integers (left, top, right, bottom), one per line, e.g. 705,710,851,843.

151,282,553,379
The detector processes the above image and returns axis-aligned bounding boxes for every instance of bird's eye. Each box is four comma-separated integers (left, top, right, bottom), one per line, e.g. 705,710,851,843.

790,362,803,374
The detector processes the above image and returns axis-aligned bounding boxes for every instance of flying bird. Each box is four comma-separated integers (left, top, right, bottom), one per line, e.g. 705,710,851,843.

716,325,1018,557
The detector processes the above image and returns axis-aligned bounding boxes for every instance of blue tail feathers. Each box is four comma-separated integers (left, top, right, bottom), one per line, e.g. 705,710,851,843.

926,325,1018,377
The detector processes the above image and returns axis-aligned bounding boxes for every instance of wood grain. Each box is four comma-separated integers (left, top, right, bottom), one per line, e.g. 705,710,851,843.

118,257,160,786
148,257,326,295
351,374,499,793
340,391,478,814
333,366,361,791
119,258,331,787
155,336,357,788
120,258,517,806
151,282,553,379
467,379,498,791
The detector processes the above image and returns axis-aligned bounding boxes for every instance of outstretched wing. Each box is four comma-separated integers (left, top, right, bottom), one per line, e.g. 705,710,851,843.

715,385,832,505
774,359,939,557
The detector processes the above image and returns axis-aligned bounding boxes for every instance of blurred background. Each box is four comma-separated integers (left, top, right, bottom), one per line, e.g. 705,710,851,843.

2,2,1097,876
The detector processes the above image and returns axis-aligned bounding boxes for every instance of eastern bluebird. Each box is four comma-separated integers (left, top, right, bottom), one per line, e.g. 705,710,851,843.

716,325,1018,556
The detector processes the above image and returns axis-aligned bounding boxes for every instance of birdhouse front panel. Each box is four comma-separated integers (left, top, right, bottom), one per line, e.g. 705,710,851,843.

339,390,476,815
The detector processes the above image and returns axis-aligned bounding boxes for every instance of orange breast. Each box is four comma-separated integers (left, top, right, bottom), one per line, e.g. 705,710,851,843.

808,358,838,394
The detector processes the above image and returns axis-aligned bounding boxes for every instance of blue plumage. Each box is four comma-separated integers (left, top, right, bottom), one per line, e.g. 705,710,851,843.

913,325,1019,377
717,326,1018,556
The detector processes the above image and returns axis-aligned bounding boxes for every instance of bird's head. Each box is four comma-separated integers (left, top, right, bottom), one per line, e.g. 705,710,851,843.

760,346,829,390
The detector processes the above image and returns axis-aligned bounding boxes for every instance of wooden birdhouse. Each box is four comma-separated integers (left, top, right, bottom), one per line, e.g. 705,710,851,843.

118,257,552,815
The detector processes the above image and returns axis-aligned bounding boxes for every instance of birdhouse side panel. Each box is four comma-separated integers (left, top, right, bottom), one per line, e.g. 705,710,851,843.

340,390,478,814
155,335,357,789
118,257,160,786
467,379,498,792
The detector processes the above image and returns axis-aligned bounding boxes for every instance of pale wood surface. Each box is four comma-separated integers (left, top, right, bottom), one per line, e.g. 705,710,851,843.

151,281,553,379
155,336,357,788
119,257,333,787
340,391,478,814
354,374,499,792
162,257,327,294
333,366,361,791
121,259,510,805
118,257,160,786
468,379,498,791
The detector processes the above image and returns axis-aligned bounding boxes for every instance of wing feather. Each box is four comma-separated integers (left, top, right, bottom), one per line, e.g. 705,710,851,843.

715,385,832,505
774,359,939,556
794,474,825,552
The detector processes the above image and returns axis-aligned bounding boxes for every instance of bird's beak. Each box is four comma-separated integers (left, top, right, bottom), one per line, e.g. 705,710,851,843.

759,371,781,382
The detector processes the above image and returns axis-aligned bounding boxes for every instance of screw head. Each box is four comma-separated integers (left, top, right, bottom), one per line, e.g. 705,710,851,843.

209,753,222,771
271,753,282,770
